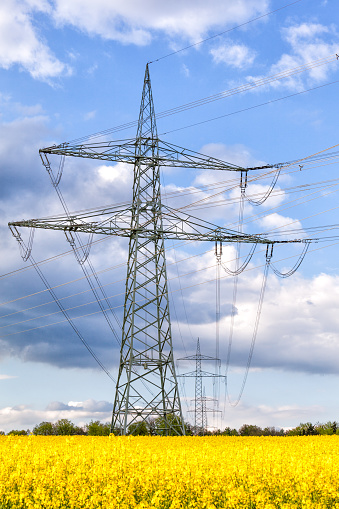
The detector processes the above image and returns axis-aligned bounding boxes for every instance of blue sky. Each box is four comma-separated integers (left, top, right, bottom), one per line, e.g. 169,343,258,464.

1,0,339,433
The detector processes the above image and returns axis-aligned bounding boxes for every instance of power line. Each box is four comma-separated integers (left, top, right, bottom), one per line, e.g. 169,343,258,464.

68,54,337,144
4,167,339,312
160,79,339,135
148,0,304,64
4,227,339,336
3,160,339,286
175,142,339,211
226,246,272,407
4,159,339,312
16,248,116,383
3,237,339,340
0,246,211,310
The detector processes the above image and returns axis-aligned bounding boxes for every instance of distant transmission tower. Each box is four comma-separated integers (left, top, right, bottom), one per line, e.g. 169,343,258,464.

178,338,223,434
9,64,306,435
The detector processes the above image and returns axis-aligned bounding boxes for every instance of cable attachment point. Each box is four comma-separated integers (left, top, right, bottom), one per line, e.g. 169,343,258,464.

9,225,34,262
215,240,222,263
265,244,274,262
240,170,248,196
39,151,65,188
64,229,94,266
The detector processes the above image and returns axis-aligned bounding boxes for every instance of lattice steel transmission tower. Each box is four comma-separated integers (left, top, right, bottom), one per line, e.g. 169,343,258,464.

9,64,306,435
110,65,184,434
178,338,223,434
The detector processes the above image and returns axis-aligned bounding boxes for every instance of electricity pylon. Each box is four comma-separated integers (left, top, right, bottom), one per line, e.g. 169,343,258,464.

178,338,223,434
110,65,184,435
9,64,305,435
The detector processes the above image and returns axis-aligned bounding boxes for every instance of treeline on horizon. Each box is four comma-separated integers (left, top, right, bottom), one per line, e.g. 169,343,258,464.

2,418,339,437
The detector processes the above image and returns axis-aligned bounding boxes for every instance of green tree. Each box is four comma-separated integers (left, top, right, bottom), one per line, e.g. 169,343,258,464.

146,418,157,436
33,421,54,435
239,424,264,436
262,426,285,436
7,429,29,436
155,413,186,436
287,422,319,436
184,422,194,436
222,427,239,436
54,419,86,435
86,420,110,436
315,421,339,435
127,420,149,436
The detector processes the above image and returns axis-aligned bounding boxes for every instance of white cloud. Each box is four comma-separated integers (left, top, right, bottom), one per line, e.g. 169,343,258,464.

51,0,269,44
182,64,190,77
257,212,303,235
186,265,339,376
215,402,324,430
0,397,327,432
279,23,338,84
246,22,339,92
0,0,71,80
97,163,132,186
84,110,96,121
0,375,17,380
201,143,266,169
0,399,111,432
284,23,330,47
210,43,256,69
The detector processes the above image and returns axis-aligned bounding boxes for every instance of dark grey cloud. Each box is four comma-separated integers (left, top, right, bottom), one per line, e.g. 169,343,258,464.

1,106,339,383
0,116,55,199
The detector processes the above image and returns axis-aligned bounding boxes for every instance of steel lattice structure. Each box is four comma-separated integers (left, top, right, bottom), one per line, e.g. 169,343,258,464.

110,65,184,435
178,338,223,435
9,64,308,435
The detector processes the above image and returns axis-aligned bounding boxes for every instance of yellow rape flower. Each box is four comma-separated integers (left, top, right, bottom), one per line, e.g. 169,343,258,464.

1,435,339,508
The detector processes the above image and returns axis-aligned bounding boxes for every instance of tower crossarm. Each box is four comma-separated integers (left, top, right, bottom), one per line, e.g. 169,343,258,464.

39,138,276,172
177,370,226,378
40,139,141,165
8,205,308,245
177,354,220,361
157,140,246,171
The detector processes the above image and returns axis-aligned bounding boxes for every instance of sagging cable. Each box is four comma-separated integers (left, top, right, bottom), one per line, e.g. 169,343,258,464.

42,159,122,344
10,226,35,262
271,240,310,278
227,244,273,407
65,230,94,265
244,166,282,206
40,151,65,188
219,241,257,276
224,177,246,384
9,232,116,383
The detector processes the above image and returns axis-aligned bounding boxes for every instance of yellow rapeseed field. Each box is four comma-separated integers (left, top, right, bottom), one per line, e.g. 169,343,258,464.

1,435,339,508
